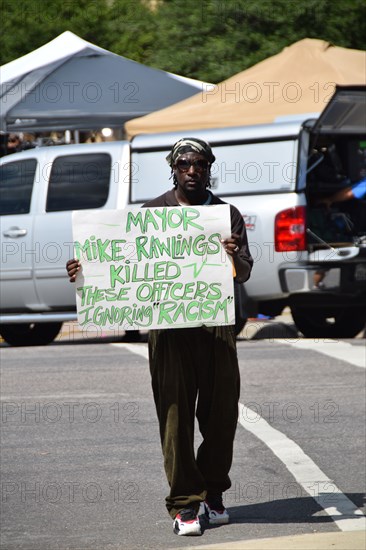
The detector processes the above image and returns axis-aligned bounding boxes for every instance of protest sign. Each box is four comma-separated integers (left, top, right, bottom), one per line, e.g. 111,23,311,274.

72,205,235,331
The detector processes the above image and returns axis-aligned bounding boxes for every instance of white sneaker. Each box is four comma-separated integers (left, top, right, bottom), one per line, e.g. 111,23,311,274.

173,507,202,536
204,494,230,525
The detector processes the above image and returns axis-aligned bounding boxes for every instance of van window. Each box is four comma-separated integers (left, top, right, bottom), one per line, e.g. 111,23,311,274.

210,140,298,195
130,139,298,203
130,150,172,203
46,153,111,212
0,159,36,215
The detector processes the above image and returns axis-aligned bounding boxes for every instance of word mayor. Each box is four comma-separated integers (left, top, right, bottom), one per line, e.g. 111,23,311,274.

75,208,231,328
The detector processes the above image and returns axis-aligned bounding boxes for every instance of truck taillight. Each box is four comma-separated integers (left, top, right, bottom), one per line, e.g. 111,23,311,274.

275,206,306,252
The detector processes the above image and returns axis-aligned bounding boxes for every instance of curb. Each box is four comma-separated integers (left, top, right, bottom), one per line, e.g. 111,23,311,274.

178,530,366,550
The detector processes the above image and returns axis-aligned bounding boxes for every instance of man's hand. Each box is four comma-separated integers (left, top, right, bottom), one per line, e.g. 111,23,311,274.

222,233,251,283
66,258,81,283
221,233,241,257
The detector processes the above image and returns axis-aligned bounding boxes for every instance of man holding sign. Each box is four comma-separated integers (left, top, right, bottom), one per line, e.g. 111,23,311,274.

67,138,253,537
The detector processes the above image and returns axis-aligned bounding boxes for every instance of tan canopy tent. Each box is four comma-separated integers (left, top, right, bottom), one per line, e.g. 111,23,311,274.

125,39,366,138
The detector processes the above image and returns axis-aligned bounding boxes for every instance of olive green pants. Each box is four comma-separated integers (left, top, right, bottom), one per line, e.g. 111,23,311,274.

148,326,240,519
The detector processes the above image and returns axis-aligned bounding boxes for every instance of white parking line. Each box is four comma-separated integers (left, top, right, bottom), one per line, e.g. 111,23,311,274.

112,342,149,359
238,404,365,531
274,339,365,368
116,342,365,531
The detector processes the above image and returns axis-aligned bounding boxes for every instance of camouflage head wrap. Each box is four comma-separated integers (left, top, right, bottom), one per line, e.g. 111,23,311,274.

166,137,216,166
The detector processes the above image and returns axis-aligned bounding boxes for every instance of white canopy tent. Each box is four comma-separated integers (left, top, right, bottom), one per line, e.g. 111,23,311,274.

0,32,209,133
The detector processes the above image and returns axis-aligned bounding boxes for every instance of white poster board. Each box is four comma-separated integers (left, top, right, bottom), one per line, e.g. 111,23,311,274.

72,205,235,331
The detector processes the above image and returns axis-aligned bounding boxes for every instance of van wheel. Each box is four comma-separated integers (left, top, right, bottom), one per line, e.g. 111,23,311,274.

290,307,366,338
0,323,62,346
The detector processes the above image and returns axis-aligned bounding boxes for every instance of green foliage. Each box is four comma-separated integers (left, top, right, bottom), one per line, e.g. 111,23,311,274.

0,0,110,65
1,0,365,83
104,0,157,63
147,0,366,82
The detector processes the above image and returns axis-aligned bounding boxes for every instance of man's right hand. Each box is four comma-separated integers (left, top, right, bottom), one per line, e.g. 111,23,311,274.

66,258,81,282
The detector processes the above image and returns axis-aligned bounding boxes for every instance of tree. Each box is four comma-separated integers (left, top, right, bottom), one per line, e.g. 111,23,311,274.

104,0,157,64
146,0,366,82
0,0,110,66
1,0,365,84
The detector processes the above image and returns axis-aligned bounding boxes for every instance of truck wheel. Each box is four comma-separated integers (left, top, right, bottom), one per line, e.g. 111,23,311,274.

0,323,62,346
290,307,366,338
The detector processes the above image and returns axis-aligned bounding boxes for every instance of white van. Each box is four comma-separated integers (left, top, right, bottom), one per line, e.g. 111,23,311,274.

1,85,365,344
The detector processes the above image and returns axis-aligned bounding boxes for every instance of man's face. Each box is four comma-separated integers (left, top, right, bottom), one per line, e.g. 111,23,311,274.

173,152,210,200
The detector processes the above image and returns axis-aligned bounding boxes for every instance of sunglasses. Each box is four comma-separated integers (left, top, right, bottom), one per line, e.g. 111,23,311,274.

175,158,209,172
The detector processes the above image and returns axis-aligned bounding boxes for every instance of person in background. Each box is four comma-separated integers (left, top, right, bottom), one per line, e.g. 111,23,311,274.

6,133,35,155
66,137,253,537
313,176,366,289
6,133,23,154
317,176,366,208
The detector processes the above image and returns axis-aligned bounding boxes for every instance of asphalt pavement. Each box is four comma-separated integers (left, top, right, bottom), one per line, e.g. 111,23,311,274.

1,316,365,549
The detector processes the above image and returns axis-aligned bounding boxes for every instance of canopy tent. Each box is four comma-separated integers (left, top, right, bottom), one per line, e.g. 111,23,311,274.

0,31,208,132
125,39,366,138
